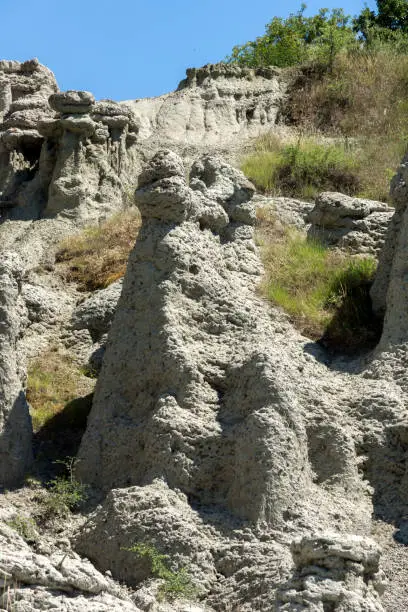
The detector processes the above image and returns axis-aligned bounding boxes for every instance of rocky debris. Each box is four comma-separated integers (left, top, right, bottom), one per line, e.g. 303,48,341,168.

75,480,217,590
277,533,385,611
307,192,393,255
74,150,391,610
0,521,141,611
0,252,32,489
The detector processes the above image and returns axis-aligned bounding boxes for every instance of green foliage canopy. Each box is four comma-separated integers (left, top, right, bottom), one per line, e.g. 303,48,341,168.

227,4,356,68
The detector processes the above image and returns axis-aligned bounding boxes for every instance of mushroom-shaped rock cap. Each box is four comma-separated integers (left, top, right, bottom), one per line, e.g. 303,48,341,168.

49,90,95,114
137,149,185,189
136,150,191,222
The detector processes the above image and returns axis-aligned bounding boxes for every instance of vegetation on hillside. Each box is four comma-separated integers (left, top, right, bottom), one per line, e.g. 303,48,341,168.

242,134,360,200
56,208,141,291
256,209,381,352
230,1,408,202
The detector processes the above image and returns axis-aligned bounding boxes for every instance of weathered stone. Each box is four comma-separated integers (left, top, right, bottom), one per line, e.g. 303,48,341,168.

77,152,309,531
71,280,123,340
307,192,393,256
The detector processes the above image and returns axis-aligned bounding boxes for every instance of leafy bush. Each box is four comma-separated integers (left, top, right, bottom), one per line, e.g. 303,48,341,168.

242,135,360,199
256,213,379,351
124,542,197,601
56,208,141,291
26,349,94,432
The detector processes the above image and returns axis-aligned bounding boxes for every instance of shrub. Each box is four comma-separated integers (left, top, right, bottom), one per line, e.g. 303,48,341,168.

124,542,197,601
26,349,94,432
242,135,360,199
256,213,379,351
56,208,141,291
40,458,88,519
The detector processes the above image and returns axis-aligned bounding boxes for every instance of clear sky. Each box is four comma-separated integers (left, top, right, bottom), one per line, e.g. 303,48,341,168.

2,0,376,101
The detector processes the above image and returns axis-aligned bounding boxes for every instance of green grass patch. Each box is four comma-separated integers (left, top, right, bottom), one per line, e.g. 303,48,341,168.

56,208,141,291
256,213,379,351
242,135,360,200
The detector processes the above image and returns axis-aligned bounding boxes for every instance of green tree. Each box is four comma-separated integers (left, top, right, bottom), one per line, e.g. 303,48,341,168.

227,5,355,69
354,0,408,43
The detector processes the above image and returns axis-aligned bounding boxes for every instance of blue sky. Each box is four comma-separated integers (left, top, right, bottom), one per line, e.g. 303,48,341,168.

2,0,376,101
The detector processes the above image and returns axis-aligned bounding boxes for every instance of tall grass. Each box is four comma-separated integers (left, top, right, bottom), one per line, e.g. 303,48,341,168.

242,135,360,200
256,210,379,351
281,48,408,200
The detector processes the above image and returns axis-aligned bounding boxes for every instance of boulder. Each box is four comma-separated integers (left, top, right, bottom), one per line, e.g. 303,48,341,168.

307,192,393,256
277,533,384,611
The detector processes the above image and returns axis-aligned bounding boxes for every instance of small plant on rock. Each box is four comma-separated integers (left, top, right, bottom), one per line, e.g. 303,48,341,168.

124,542,197,601
40,457,87,520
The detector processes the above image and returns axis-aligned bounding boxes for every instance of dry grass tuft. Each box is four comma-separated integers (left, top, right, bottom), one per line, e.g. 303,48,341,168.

26,349,94,432
56,208,141,291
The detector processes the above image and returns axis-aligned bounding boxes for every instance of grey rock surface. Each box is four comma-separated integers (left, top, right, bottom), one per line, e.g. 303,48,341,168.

77,151,309,527
307,192,393,256
365,152,408,395
0,60,139,223
71,280,123,341
277,533,384,611
1,58,408,611
122,62,288,165
254,194,314,230
0,252,32,488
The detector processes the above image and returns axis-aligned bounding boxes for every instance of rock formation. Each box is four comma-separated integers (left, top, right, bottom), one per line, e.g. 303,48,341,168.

0,253,32,489
2,57,408,611
76,151,386,610
307,191,393,256
0,60,139,222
